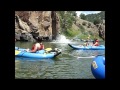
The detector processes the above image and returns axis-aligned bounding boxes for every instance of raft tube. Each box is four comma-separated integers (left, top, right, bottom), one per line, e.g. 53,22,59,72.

91,55,105,79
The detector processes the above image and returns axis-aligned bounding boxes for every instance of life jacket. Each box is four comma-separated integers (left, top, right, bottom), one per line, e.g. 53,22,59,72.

38,44,44,50
31,43,41,52
31,43,44,52
96,40,99,42
94,42,99,46
31,44,36,51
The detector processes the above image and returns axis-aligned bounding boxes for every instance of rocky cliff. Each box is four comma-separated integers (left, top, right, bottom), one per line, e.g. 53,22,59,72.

15,11,105,42
15,11,60,42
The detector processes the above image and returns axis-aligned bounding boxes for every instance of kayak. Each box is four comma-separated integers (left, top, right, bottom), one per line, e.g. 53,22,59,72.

15,47,61,59
68,44,105,50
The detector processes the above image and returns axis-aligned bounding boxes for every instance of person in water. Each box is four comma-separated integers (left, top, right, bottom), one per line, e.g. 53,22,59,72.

26,41,44,53
92,39,99,46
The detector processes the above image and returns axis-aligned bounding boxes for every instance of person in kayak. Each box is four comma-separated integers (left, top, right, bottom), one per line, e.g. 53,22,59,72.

84,40,89,46
79,39,89,46
87,35,90,41
93,39,99,46
83,36,90,46
26,41,44,53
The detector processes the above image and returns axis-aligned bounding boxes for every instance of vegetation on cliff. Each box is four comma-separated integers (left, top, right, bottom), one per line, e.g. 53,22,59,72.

58,11,105,40
80,11,105,24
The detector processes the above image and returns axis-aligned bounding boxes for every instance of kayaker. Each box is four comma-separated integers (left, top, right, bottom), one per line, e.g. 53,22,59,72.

84,40,89,46
79,40,89,46
93,39,99,46
84,36,90,46
26,41,44,53
87,35,90,41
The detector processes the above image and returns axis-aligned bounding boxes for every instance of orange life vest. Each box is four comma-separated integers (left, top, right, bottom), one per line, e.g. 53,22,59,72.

31,43,44,51
38,44,44,50
94,42,99,46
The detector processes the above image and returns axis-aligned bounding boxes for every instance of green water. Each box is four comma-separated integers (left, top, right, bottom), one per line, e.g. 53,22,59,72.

15,41,105,79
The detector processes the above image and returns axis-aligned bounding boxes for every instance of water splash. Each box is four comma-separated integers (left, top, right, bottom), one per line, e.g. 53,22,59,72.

52,35,71,43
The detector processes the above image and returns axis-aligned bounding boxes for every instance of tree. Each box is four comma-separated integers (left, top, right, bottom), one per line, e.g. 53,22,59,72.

80,13,86,20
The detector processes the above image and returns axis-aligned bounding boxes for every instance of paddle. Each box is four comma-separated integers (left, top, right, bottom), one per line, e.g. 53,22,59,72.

15,50,21,55
45,48,52,52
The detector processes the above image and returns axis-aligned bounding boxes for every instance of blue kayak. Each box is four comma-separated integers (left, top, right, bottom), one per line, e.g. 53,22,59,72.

68,44,105,50
15,47,61,59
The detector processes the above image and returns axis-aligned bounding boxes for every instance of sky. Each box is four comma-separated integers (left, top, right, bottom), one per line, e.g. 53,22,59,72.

76,11,101,17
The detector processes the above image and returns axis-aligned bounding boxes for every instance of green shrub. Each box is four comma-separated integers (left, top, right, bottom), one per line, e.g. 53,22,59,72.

93,19,101,25
88,23,91,28
82,22,87,26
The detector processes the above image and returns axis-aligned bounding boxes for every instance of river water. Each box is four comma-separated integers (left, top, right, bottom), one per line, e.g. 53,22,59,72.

15,38,105,79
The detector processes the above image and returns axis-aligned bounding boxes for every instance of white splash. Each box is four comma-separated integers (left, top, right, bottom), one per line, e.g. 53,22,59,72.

52,35,71,43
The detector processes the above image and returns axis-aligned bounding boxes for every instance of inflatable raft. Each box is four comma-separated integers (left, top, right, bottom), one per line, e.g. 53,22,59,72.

91,55,105,79
15,47,61,59
68,44,105,50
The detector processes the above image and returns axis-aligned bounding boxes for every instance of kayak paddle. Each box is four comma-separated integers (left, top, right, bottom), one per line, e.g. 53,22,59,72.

15,50,21,55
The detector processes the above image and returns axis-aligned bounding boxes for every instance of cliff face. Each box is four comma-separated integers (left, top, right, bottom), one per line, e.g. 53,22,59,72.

15,11,105,42
97,20,105,40
15,11,60,41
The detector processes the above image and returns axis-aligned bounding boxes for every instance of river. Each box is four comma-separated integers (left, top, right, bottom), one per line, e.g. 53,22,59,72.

15,38,105,79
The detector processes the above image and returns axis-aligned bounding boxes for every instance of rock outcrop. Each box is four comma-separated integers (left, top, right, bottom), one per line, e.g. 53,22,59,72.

97,23,105,40
15,11,60,42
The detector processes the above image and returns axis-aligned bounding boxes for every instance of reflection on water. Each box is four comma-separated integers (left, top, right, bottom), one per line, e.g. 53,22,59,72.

15,41,105,79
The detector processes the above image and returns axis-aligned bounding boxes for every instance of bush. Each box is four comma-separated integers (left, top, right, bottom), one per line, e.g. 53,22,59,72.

88,23,91,27
82,22,87,26
93,19,101,25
